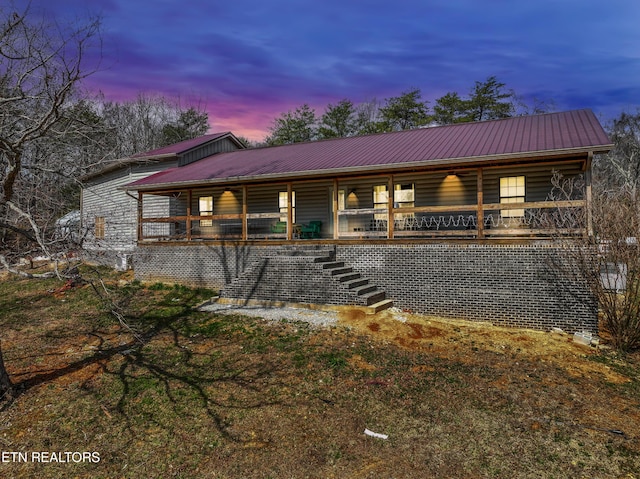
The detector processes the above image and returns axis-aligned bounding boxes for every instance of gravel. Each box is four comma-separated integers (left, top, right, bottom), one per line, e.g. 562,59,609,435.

198,301,340,328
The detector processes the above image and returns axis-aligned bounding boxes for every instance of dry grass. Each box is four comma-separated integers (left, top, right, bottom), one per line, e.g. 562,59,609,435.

0,267,639,478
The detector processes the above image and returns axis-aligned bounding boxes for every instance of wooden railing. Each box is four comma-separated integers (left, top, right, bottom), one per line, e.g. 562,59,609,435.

139,200,586,242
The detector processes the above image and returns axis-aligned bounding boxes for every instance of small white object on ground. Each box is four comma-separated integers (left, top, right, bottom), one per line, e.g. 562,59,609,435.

364,428,388,440
573,331,593,346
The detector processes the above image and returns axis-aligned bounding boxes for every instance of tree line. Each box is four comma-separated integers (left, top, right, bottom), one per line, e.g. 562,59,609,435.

264,77,553,145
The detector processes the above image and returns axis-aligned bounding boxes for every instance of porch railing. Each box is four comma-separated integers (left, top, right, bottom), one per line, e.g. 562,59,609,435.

335,200,584,238
138,198,586,242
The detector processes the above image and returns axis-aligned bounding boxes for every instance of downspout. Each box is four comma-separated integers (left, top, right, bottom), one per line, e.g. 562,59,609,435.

124,189,141,242
79,188,83,231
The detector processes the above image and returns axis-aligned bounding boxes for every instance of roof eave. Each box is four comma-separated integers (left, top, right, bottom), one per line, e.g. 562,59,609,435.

81,132,244,182
123,144,612,192
81,153,178,182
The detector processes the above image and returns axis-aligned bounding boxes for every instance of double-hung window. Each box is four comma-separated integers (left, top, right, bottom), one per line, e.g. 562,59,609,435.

279,191,295,222
394,183,415,220
500,176,525,217
373,185,388,220
199,196,213,226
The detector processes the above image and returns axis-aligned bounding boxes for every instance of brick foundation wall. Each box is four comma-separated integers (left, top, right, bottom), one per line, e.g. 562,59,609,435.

335,243,596,332
134,242,262,288
221,255,363,306
133,242,597,333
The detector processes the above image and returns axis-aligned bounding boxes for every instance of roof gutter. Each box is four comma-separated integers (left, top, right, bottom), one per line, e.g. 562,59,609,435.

122,144,614,192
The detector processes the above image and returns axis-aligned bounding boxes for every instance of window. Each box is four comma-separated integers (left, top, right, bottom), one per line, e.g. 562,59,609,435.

94,216,105,239
199,196,213,226
332,189,346,212
373,185,388,220
279,191,295,222
500,176,525,217
394,183,415,219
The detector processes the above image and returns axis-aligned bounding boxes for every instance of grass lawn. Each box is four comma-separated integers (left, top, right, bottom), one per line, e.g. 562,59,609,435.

0,266,639,478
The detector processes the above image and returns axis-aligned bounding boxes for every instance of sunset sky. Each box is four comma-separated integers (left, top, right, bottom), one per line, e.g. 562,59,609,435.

25,0,640,141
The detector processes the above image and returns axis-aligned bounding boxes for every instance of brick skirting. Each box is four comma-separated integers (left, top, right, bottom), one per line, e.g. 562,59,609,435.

132,242,597,333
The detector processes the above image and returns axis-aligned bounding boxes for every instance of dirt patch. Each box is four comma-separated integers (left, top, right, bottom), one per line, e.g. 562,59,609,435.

338,307,368,322
338,309,634,385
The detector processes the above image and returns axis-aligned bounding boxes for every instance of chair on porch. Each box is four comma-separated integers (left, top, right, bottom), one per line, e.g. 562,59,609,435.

270,221,287,234
300,220,322,239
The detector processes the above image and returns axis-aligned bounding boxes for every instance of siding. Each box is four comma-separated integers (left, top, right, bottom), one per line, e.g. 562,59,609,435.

82,134,242,253
82,160,178,251
483,162,583,203
179,137,241,166
292,181,332,237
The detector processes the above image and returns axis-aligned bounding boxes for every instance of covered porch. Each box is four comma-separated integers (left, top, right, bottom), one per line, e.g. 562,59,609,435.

136,160,590,242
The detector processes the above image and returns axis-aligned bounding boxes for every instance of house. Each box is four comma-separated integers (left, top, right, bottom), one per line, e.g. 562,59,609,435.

94,109,611,333
80,132,245,265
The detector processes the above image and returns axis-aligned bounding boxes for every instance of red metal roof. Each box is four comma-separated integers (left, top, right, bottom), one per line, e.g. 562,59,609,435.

128,110,612,189
131,132,232,158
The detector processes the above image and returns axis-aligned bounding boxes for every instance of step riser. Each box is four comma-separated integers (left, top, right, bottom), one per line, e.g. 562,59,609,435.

365,291,386,305
314,256,336,264
346,279,370,290
353,285,377,295
368,299,394,313
335,273,361,283
330,267,353,276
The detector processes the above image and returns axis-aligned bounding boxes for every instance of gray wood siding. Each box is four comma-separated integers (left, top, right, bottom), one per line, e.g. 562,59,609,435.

483,163,584,204
188,188,243,237
246,184,282,214
179,137,242,166
395,172,476,207
292,181,332,237
81,160,177,251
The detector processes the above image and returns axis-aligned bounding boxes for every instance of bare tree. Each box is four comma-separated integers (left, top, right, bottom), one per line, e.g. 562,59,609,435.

548,171,640,351
0,2,101,401
594,111,640,190
95,93,209,159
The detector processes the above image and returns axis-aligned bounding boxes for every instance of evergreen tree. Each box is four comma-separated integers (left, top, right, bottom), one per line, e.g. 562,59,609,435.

161,107,209,145
432,92,468,125
379,88,430,131
465,76,515,122
265,104,317,145
318,99,357,139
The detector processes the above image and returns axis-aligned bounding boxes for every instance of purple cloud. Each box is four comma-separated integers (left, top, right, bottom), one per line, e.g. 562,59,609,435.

23,0,640,141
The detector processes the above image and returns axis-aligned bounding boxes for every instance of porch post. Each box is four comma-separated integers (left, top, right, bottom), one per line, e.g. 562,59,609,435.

186,189,192,241
585,152,593,238
333,179,339,240
242,185,248,241
287,182,293,240
387,176,394,239
137,192,143,241
477,168,484,239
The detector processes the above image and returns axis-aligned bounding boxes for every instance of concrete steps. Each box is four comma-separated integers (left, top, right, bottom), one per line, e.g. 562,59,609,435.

315,258,393,310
